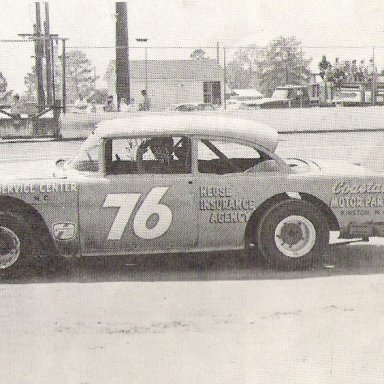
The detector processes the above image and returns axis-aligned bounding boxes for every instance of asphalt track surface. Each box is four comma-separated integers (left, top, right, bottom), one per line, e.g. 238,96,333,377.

0,130,384,283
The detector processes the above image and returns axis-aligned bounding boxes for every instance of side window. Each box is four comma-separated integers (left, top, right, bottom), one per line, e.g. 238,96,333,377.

198,140,265,174
107,136,191,175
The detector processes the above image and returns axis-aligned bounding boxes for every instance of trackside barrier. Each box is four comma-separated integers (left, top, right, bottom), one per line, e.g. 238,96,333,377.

0,101,61,140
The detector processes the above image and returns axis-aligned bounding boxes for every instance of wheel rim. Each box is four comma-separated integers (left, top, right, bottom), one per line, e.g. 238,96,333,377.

274,215,316,258
0,226,21,269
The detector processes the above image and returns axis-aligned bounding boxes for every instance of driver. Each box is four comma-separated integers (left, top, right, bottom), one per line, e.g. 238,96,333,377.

136,137,175,172
148,137,174,162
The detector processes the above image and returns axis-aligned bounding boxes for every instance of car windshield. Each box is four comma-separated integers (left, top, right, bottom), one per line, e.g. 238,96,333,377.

272,89,289,99
67,133,100,172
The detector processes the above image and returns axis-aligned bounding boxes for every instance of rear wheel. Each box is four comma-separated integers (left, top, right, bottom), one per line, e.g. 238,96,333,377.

255,200,329,270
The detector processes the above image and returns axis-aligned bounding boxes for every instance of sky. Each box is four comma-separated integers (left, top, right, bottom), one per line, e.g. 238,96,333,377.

1,0,384,92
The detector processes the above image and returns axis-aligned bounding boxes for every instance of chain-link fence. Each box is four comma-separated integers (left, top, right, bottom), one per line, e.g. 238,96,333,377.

2,40,384,113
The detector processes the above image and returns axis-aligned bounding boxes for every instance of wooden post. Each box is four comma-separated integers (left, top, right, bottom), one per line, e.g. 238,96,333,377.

53,99,62,140
44,2,53,105
35,2,45,111
115,2,130,111
61,39,67,113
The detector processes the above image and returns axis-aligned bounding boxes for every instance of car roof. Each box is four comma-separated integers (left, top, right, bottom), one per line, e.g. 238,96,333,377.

95,115,279,152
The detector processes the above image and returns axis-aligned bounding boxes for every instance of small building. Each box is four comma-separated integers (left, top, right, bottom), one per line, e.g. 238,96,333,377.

104,59,223,110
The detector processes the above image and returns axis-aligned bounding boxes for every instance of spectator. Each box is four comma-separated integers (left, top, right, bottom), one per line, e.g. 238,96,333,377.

129,98,139,112
0,72,7,94
358,60,368,82
103,95,115,112
74,94,89,113
368,58,377,81
332,58,344,88
119,97,129,112
324,64,334,82
121,97,139,112
10,94,22,119
351,60,358,82
344,60,352,82
89,101,97,113
139,90,151,111
318,55,330,79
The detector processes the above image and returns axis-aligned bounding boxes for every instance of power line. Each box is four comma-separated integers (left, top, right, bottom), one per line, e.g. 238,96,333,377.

3,41,384,50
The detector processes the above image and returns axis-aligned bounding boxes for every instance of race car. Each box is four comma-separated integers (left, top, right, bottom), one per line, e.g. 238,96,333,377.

0,115,382,273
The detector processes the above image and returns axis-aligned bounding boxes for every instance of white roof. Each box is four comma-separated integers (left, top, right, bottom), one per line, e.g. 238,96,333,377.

95,115,278,152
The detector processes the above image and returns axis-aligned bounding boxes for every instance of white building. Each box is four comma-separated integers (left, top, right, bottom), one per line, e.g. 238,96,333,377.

104,59,223,110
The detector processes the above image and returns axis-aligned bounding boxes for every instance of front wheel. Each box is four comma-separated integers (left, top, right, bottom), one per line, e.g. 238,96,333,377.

0,214,34,273
255,200,329,270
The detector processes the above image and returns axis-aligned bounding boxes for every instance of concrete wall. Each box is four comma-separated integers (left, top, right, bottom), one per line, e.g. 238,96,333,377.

59,106,384,140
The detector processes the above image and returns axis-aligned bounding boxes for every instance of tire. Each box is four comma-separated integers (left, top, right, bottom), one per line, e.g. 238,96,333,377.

0,213,35,274
255,200,329,270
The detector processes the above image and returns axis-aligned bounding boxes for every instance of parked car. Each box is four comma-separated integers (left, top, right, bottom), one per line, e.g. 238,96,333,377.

225,89,264,109
0,115,381,273
242,85,313,109
165,103,217,112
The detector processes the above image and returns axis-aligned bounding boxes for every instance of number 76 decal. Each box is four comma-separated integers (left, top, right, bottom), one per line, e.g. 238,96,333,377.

103,187,172,240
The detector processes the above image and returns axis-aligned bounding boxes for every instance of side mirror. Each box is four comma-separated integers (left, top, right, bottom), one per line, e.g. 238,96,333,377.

55,159,65,168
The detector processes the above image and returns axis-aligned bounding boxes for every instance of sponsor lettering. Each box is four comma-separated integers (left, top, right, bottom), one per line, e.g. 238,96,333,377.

333,181,384,195
209,211,250,223
330,195,384,208
199,185,254,224
0,183,77,194
200,186,232,198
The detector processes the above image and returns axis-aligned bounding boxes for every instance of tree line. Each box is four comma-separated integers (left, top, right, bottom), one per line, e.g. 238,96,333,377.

4,35,383,105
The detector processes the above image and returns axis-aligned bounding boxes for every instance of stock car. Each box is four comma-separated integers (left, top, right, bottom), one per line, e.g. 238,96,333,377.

0,115,383,273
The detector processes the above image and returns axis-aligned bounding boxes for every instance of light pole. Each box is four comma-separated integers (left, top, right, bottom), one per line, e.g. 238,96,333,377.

136,38,148,95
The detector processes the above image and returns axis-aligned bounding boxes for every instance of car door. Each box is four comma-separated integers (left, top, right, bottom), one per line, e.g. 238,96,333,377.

195,138,288,250
79,135,197,256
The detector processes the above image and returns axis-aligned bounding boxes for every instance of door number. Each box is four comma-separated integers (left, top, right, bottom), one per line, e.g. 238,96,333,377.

103,187,172,240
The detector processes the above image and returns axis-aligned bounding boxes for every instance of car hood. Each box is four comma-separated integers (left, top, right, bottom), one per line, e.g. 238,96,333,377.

0,160,65,181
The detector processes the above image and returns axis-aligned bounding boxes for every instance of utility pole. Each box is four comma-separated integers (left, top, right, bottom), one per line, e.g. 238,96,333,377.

216,41,220,64
300,48,303,108
44,2,53,105
115,2,130,111
35,2,45,111
223,47,227,109
372,47,376,106
61,38,67,113
19,3,65,112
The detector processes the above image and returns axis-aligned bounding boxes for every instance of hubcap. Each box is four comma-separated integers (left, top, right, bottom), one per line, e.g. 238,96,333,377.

0,226,21,269
274,215,316,258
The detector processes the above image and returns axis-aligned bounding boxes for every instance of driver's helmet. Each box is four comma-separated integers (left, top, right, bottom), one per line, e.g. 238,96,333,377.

148,137,174,162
